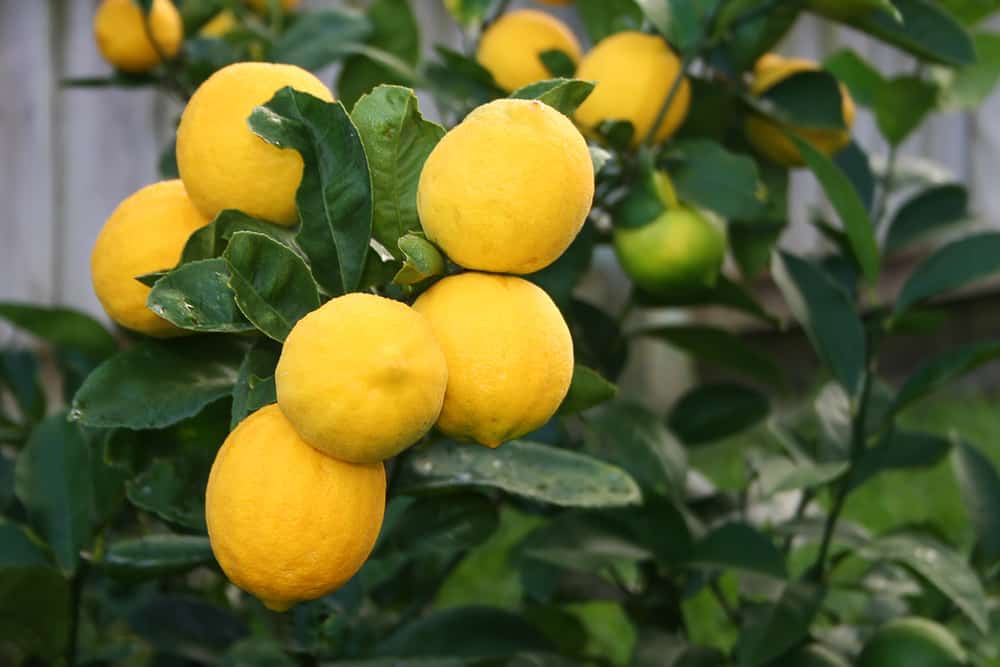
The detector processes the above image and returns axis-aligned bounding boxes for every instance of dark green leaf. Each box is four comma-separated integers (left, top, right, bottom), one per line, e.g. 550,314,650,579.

665,139,764,219
250,88,373,294
952,438,1000,564
71,337,242,429
528,223,596,309
569,298,628,379
688,522,786,578
15,415,92,573
0,303,115,361
539,49,577,78
424,46,503,112
847,0,976,66
612,155,668,230
511,78,596,116
738,583,825,667
442,0,493,28
712,0,801,74
635,0,702,53
398,439,642,508
885,184,969,252
754,457,849,496
159,139,178,179
875,76,938,145
100,535,214,580
935,32,1000,109
637,325,784,387
772,252,867,395
894,340,1000,414
337,0,420,110
597,119,636,151
636,275,779,326
182,209,293,264
833,141,876,214
148,259,254,333
0,560,70,660
576,0,644,43
224,231,320,341
0,520,48,566
374,493,499,559
824,48,885,107
895,232,1000,314
128,594,248,656
223,638,297,667
668,383,769,446
850,429,952,489
269,9,371,70
558,365,618,415
230,341,280,429
761,70,846,129
127,460,207,531
393,234,445,285
518,511,652,574
0,350,45,423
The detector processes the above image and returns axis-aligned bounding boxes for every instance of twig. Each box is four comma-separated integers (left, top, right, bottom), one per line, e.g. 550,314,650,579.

872,143,898,228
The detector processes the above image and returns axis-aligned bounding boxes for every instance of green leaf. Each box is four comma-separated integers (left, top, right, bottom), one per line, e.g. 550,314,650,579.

511,78,597,116
398,439,642,508
850,429,952,489
612,156,669,230
787,135,879,284
665,139,764,220
393,234,445,285
824,48,885,108
528,223,597,309
425,46,503,112
585,400,687,499
351,85,445,266
668,383,769,446
0,557,70,660
100,535,214,580
937,0,1000,24
636,275,779,326
337,0,420,110
15,415,92,573
0,520,48,567
760,70,846,129
637,325,784,387
847,0,976,66
862,533,989,633
223,638,297,667
772,252,867,396
442,0,493,28
249,88,373,294
952,438,1000,565
127,459,209,531
0,303,115,361
576,0,644,43
539,49,577,78
224,231,320,341
688,522,786,578
378,606,552,660
558,365,618,415
230,341,280,429
934,32,1000,110
0,351,45,423
132,0,154,13
754,457,849,496
374,493,499,560
894,340,1000,415
182,210,293,264
635,0,702,53
71,337,242,429
875,76,938,145
895,232,1000,314
148,259,254,334
885,184,969,253
738,583,825,667
128,594,248,656
269,9,371,70
518,511,652,574
597,119,636,151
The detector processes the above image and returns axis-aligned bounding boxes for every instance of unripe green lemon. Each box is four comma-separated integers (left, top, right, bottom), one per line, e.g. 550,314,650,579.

858,617,968,667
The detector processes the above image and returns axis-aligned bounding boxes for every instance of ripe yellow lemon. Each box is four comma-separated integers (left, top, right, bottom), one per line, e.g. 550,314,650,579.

476,9,582,92
91,180,209,337
199,9,238,38
93,0,183,73
246,0,300,12
614,205,726,298
745,53,856,166
176,62,334,226
276,293,448,463
575,32,691,147
413,273,574,448
417,98,594,274
206,405,385,612
858,617,967,667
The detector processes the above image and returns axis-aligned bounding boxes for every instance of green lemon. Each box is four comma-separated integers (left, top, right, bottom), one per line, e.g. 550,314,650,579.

858,617,967,667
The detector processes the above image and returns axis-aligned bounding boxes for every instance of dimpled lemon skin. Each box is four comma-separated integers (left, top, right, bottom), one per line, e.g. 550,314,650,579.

858,617,968,667
575,32,691,148
276,293,448,464
206,405,385,612
476,10,582,92
94,0,183,73
177,62,334,226
413,273,574,448
91,180,208,337
417,99,594,274
745,54,856,167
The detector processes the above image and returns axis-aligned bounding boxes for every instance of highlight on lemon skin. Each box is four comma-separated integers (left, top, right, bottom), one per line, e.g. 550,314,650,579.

276,293,448,464
476,9,582,92
745,53,856,167
90,180,209,338
176,62,334,226
205,405,386,612
574,31,691,147
93,0,183,73
417,98,594,275
413,272,574,449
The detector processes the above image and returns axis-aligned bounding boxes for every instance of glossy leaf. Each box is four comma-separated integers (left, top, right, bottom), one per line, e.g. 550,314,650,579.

558,365,618,415
511,78,596,116
375,493,499,559
895,232,1000,314
393,234,446,286
834,141,876,214
337,0,420,109
638,325,784,387
688,522,786,578
181,210,293,264
230,341,280,429
127,594,248,655
668,383,769,446
885,184,969,252
635,0,702,53
539,49,577,78
952,439,1000,564
875,76,939,145
576,0,644,43
424,46,503,112
100,535,214,580
148,259,254,334
0,303,115,361
761,70,846,129
665,139,764,219
126,460,207,531
269,9,371,70
738,583,825,667
847,0,976,66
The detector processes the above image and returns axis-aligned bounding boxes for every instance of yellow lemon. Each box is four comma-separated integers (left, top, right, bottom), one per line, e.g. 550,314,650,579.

858,617,968,667
745,53,856,166
413,273,574,448
199,10,238,38
94,0,183,73
276,293,448,463
476,9,582,92
575,31,691,147
417,98,594,274
91,180,209,337
246,0,300,12
176,62,334,225
206,405,385,612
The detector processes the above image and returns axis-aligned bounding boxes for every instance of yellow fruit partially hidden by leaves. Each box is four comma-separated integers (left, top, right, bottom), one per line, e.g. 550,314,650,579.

413,273,574,448
858,617,968,667
745,53,856,167
476,9,582,92
575,32,691,147
418,98,594,274
614,205,726,298
91,180,208,337
177,62,334,225
199,9,238,38
206,405,385,612
246,0,300,12
94,0,183,73
276,293,448,463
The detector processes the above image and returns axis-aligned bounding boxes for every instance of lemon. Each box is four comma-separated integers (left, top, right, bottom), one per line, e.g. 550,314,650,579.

476,9,582,92
206,405,385,612
745,53,856,166
91,180,209,337
276,293,448,463
614,204,726,298
176,62,334,226
199,9,238,38
418,98,594,274
858,617,968,667
246,0,300,12
413,273,574,448
93,0,183,73
575,32,691,147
